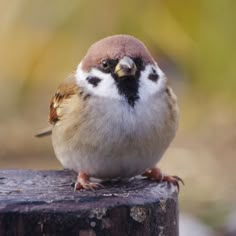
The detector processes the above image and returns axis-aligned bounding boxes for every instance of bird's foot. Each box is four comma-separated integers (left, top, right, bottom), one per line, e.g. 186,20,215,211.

74,172,103,191
142,167,184,192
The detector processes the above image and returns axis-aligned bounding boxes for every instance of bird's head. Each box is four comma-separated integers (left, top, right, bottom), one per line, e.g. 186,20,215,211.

76,35,166,107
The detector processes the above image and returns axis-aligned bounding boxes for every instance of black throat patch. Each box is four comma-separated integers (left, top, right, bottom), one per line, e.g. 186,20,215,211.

112,58,144,107
113,74,140,107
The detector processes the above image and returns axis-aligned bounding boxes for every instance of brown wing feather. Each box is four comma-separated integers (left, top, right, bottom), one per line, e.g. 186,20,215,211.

35,73,81,138
49,73,80,124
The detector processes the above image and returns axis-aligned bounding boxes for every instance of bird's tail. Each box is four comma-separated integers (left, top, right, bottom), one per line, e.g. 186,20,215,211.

35,127,52,138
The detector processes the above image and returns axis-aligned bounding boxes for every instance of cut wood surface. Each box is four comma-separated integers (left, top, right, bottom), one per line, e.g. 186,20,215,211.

0,169,179,236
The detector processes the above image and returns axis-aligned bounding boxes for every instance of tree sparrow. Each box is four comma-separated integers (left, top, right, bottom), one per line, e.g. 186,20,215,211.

36,35,183,191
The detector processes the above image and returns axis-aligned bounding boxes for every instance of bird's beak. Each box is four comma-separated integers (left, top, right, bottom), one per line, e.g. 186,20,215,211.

115,56,137,78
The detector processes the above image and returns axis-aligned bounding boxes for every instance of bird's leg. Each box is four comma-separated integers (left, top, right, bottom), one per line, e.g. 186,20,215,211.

74,171,103,191
142,167,184,192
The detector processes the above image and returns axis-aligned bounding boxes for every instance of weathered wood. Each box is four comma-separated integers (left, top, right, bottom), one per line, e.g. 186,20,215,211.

0,169,179,236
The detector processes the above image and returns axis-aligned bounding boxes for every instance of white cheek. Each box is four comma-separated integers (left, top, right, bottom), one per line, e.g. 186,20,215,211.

76,63,167,102
75,63,121,99
139,64,167,101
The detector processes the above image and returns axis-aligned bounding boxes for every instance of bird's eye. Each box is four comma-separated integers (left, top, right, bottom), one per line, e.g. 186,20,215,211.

102,60,109,69
100,59,118,73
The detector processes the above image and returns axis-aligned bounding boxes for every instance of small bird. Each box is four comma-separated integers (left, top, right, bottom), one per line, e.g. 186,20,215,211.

36,35,183,191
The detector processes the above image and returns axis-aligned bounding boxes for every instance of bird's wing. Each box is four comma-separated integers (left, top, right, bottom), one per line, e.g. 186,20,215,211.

35,73,81,138
49,73,81,124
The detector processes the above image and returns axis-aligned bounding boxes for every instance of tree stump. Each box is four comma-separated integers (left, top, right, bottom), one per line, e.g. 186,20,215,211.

0,169,179,236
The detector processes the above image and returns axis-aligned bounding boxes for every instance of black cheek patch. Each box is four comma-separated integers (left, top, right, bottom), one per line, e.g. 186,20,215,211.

86,76,101,87
148,69,159,82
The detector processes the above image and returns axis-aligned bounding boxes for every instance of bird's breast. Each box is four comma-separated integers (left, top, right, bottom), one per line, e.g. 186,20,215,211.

52,93,178,178
69,94,177,150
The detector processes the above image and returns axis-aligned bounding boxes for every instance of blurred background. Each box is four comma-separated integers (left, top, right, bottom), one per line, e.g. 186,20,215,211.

0,0,235,234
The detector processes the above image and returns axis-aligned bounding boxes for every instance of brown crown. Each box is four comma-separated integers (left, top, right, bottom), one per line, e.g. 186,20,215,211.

81,35,155,72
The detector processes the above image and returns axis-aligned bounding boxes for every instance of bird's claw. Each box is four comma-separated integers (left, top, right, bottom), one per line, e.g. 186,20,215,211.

74,181,103,191
162,175,184,192
143,167,184,192
74,172,103,191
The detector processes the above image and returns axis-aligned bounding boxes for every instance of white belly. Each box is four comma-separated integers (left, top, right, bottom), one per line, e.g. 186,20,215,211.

52,95,177,179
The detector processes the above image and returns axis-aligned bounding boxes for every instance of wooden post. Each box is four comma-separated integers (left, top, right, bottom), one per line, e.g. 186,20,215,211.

0,170,179,236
